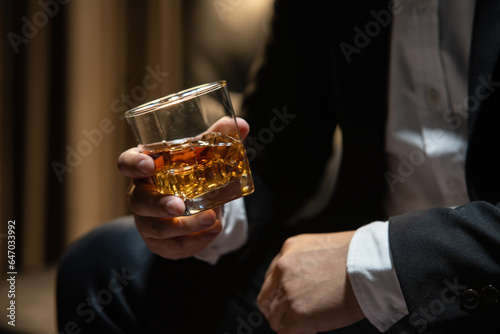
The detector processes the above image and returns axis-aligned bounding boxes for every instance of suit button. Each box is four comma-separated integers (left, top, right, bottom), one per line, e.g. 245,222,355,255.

460,289,480,311
480,285,499,306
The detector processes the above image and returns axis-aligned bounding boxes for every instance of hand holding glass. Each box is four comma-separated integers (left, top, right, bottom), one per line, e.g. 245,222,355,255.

125,81,254,215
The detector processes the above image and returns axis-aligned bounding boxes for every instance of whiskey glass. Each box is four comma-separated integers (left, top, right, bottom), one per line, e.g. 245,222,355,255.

125,80,254,215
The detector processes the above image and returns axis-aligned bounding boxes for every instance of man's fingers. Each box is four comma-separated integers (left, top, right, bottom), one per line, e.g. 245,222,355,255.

135,210,218,240
128,181,186,218
258,256,281,317
117,117,249,180
264,253,280,279
236,117,250,140
204,117,250,141
143,217,222,259
266,290,288,332
117,147,155,178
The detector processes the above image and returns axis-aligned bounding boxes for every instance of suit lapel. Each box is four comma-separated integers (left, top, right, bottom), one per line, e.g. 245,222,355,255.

468,0,500,134
466,0,500,202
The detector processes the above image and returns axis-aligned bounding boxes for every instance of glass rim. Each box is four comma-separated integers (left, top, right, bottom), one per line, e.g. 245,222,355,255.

124,80,227,118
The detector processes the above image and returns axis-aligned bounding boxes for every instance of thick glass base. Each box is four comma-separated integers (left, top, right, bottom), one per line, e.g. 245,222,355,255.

184,173,254,215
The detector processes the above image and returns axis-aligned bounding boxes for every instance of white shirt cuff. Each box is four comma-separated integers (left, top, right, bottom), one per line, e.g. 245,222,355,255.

347,221,409,332
194,198,248,264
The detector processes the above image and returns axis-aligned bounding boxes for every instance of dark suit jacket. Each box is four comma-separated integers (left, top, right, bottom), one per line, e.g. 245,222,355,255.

240,0,500,332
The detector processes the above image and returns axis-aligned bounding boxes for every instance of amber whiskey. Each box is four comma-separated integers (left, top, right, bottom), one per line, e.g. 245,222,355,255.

142,132,254,215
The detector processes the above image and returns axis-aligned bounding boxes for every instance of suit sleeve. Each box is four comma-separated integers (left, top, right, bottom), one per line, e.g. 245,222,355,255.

389,201,500,332
241,0,338,224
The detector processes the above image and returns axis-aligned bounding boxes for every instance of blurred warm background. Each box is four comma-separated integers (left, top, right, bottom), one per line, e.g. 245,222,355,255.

0,0,272,332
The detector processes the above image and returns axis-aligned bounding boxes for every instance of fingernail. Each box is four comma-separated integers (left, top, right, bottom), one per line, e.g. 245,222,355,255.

166,198,183,216
137,159,154,175
198,212,215,227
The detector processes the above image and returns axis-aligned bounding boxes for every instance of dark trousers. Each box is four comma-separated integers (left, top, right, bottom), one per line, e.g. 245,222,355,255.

56,215,397,334
57,215,487,334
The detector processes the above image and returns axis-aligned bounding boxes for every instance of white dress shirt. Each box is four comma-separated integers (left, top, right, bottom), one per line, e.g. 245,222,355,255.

196,0,475,332
348,0,474,331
